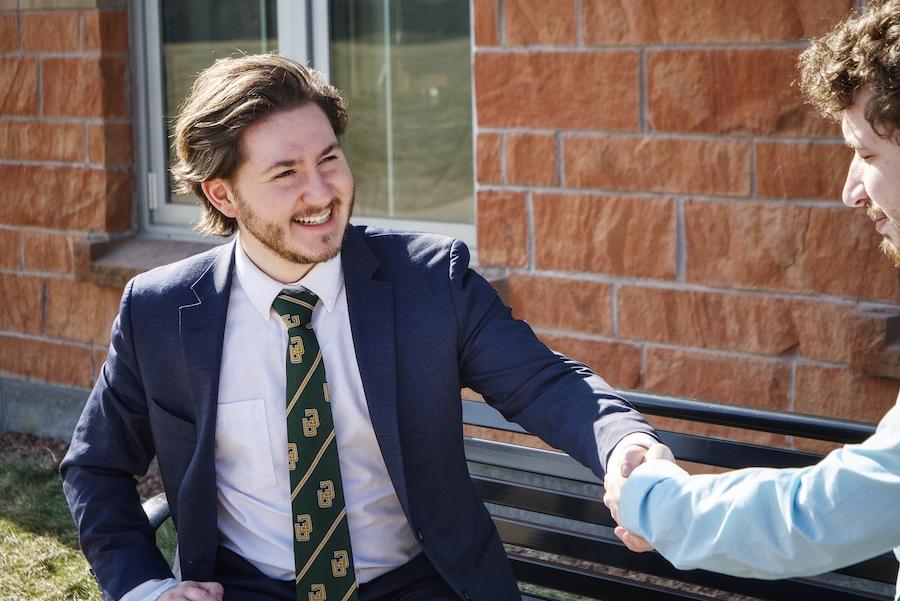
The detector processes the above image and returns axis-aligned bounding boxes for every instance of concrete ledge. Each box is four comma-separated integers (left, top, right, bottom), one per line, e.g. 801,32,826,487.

0,375,88,442
77,236,218,288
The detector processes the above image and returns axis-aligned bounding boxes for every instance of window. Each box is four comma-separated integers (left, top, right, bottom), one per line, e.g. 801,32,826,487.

131,0,475,247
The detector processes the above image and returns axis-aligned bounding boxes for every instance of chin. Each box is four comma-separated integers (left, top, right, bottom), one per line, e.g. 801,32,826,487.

880,237,900,268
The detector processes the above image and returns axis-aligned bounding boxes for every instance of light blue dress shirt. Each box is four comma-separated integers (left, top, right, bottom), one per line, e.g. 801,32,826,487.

620,396,900,600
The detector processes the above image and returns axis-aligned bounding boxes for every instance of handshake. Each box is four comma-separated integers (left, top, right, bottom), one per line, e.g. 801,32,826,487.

602,442,676,553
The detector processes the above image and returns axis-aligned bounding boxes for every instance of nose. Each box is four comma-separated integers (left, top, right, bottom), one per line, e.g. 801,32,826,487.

842,153,868,208
301,168,333,207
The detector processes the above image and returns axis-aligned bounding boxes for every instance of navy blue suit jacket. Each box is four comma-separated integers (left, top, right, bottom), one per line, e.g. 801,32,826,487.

61,225,655,600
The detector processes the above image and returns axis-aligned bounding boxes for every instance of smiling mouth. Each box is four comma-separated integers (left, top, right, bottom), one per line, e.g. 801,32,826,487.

293,207,332,226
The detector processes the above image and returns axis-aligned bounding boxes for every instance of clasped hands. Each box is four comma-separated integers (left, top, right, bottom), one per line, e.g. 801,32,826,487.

603,442,676,553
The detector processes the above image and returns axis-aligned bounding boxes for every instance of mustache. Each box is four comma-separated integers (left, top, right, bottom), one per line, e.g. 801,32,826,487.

866,205,887,221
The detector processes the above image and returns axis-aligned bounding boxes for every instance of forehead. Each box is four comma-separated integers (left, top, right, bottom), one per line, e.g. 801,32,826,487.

240,104,337,164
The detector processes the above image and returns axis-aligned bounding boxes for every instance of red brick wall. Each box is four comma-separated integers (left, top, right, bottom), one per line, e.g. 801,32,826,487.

473,0,900,441
0,3,130,393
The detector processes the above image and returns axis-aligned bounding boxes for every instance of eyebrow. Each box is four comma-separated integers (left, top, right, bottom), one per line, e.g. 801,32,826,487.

263,142,341,174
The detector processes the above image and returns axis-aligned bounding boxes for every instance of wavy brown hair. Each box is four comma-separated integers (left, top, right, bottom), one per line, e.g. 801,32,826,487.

798,0,900,141
171,53,349,237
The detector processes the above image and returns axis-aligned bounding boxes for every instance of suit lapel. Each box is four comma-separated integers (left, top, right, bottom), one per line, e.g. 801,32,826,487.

176,240,235,579
342,227,410,515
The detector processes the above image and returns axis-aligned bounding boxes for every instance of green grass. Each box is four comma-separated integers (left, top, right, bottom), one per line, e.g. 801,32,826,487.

0,454,176,600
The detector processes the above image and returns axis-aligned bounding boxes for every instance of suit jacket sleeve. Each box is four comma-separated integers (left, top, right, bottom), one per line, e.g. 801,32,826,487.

446,239,656,477
620,396,900,581
60,278,174,600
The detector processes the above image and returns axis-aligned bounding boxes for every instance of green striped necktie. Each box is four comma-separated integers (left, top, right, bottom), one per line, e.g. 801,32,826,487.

272,289,358,601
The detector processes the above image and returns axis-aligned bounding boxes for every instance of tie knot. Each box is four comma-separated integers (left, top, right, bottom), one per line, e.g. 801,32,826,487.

272,288,319,330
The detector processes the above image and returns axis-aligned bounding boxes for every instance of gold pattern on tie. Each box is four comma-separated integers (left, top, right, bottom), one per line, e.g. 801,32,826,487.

273,289,358,601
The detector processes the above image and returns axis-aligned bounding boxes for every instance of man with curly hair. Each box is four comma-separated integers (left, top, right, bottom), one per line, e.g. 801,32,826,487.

603,1,900,597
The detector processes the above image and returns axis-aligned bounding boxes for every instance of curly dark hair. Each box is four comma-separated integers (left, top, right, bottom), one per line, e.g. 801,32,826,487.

798,0,900,141
171,53,349,237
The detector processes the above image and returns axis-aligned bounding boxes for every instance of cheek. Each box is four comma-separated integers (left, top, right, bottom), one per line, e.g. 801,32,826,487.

870,171,900,221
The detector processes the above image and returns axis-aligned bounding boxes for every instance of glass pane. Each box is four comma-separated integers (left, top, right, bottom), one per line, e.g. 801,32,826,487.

330,0,474,224
161,0,278,205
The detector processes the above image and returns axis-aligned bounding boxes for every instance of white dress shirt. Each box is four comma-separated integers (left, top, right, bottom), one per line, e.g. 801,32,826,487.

122,238,419,600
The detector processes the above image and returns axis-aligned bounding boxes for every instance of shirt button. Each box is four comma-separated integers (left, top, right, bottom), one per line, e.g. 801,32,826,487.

416,529,425,542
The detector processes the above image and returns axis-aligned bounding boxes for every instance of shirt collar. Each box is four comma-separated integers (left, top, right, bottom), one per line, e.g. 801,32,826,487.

234,234,344,321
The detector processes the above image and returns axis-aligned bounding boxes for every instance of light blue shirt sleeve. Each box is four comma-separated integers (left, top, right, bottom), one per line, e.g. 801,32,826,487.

620,398,900,599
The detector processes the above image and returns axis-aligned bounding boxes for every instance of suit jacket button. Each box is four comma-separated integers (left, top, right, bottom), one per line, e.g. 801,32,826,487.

416,529,425,542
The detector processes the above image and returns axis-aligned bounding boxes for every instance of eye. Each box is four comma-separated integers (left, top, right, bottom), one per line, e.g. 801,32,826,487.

274,169,295,179
320,155,338,164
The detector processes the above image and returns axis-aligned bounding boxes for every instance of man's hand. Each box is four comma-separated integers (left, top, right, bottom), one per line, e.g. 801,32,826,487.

159,581,224,601
603,442,675,552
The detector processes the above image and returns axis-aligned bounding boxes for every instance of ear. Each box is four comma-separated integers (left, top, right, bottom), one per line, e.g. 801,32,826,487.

201,178,239,219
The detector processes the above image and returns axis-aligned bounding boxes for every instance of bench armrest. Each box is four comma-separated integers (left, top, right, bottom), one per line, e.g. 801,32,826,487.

142,493,171,531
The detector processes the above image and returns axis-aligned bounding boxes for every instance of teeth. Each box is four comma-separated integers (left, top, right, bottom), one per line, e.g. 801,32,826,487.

294,209,331,225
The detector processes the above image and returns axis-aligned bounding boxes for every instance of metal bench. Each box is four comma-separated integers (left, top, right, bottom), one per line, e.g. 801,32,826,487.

143,391,897,600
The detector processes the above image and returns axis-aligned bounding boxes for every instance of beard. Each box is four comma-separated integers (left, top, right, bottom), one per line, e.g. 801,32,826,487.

880,237,900,268
867,205,900,267
233,189,354,266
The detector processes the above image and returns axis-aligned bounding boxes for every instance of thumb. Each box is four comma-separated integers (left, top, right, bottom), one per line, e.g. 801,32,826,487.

644,443,675,463
619,445,648,477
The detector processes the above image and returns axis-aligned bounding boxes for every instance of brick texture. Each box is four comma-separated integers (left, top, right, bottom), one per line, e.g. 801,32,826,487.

685,201,900,300
505,0,577,46
474,51,639,130
0,165,131,231
473,0,499,47
0,121,84,162
540,333,642,389
0,230,21,269
88,122,133,165
795,365,897,425
82,10,129,53
23,232,74,273
583,0,854,44
42,56,128,118
47,279,120,344
0,57,38,116
534,193,676,278
0,273,43,335
477,190,527,268
21,11,78,52
506,133,556,186
564,136,751,196
648,49,836,137
476,132,501,184
0,14,18,52
0,335,94,388
504,274,612,336
756,142,849,200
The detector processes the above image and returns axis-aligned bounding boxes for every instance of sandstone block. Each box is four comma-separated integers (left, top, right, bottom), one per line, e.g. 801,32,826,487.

0,57,38,116
540,333,642,389
756,142,848,200
844,308,900,380
47,279,120,344
0,14,18,52
644,347,790,410
473,0,499,47
618,286,797,355
82,10,128,52
476,190,527,268
795,365,897,425
505,0,577,45
648,49,836,137
0,273,43,334
476,132,501,184
0,334,94,388
0,229,21,269
685,201,900,300
42,56,127,118
22,11,78,52
506,132,556,186
534,193,676,278
0,121,84,162
475,51,638,130
789,300,855,364
504,274,612,335
564,136,751,197
0,165,131,231
88,122,133,165
583,0,853,44
24,232,74,273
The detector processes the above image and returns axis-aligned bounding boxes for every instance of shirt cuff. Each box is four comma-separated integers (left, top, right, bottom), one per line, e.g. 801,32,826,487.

619,459,690,535
119,578,178,601
606,432,660,472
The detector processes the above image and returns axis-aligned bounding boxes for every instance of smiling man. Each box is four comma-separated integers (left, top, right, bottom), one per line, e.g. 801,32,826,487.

602,1,900,598
60,54,663,601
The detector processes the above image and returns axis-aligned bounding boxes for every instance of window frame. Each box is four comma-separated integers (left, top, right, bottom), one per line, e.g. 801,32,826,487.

130,0,476,248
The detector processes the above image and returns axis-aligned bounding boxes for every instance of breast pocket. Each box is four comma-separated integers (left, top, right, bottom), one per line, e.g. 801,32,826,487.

215,398,278,490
